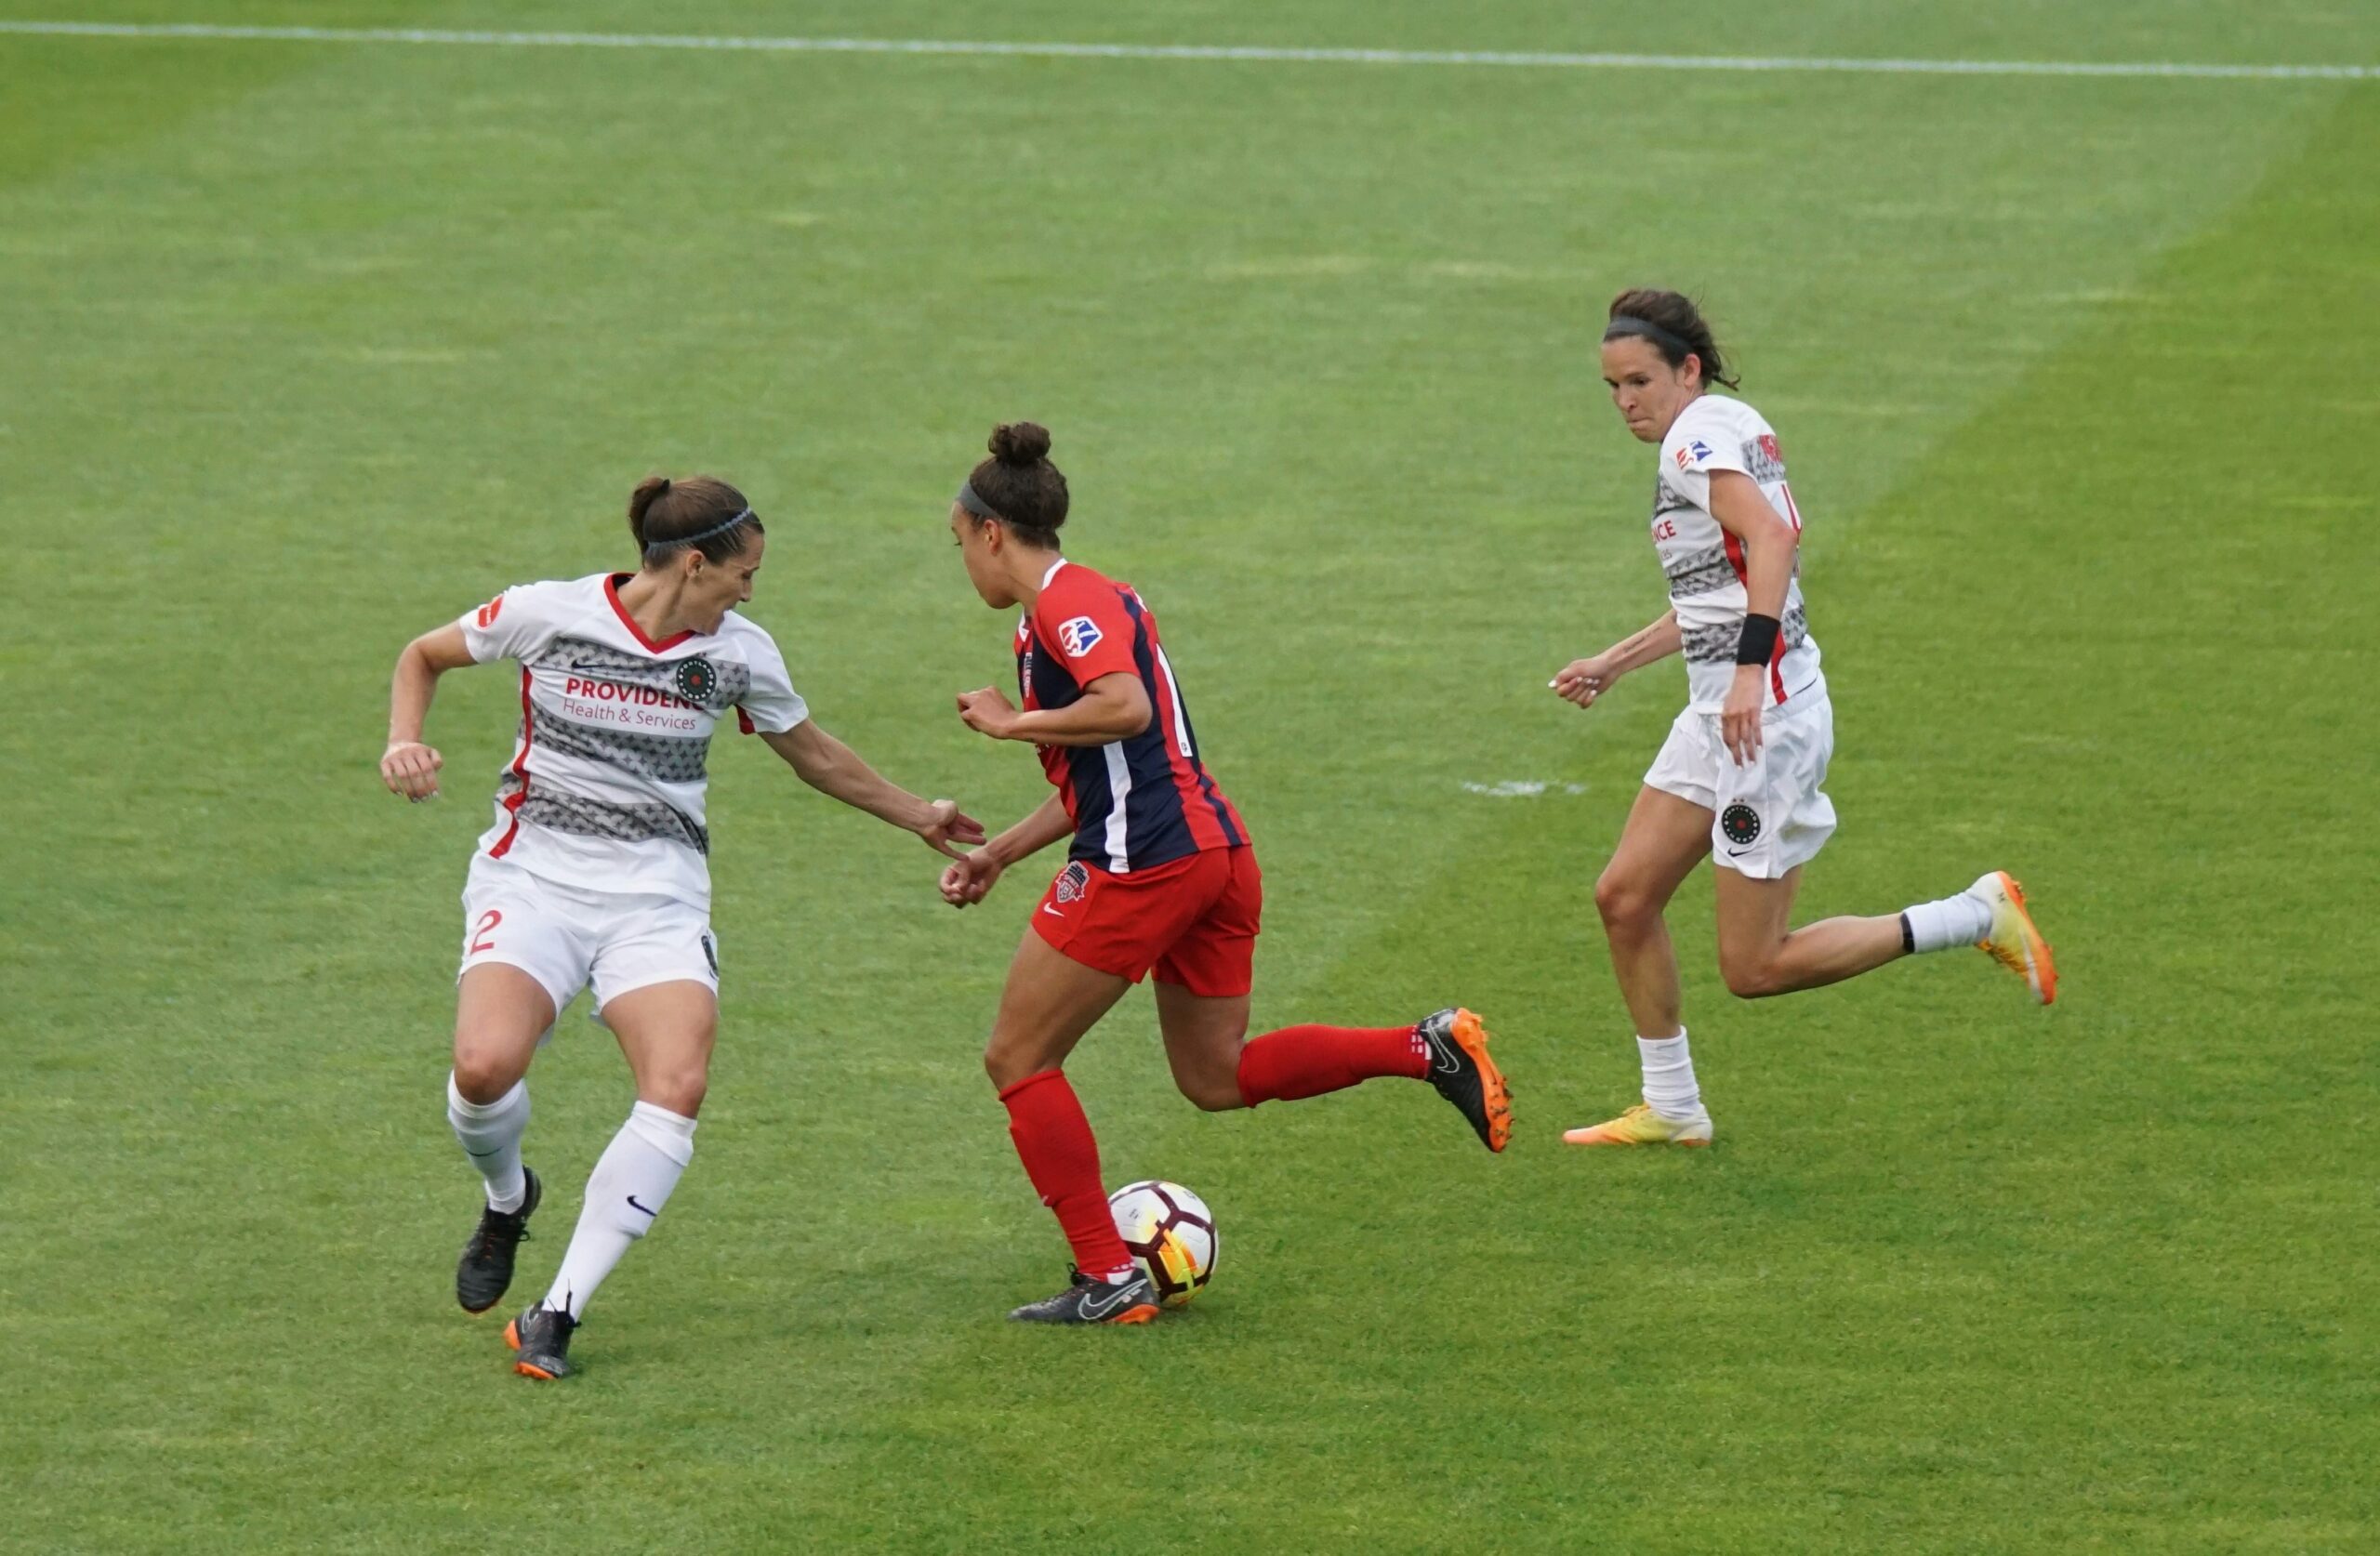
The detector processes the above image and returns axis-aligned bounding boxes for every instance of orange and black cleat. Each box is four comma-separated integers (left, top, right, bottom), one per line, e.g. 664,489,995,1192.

1009,1267,1162,1325
1420,1008,1513,1153
505,1301,577,1379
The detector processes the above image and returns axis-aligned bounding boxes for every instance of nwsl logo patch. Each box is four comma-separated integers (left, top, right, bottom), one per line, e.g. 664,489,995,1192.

1055,862,1091,904
1056,615,1104,658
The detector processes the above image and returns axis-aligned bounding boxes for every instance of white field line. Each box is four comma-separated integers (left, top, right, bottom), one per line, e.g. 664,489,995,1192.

0,20,2371,81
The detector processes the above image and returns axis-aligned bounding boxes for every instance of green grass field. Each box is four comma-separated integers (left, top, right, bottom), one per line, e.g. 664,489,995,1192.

6,4,2376,1550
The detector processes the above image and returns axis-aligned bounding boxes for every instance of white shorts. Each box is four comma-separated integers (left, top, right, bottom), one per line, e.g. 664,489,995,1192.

458,854,718,1027
1644,695,1838,879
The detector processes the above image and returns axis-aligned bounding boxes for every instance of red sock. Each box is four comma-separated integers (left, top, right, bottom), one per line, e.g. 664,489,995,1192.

998,1070,1134,1280
1236,1023,1429,1107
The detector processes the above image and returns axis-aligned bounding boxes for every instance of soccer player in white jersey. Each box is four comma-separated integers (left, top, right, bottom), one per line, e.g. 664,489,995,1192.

1551,289,2057,1146
380,475,984,1378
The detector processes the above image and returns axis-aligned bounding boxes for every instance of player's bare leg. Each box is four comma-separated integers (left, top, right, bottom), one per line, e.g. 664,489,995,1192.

1713,866,2056,1005
983,935,1158,1324
449,965,552,1312
1567,786,1716,1147
1712,865,1902,996
509,980,714,1379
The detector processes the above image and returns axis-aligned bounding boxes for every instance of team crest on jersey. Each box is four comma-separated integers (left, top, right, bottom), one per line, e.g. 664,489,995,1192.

1055,861,1091,904
1720,803,1762,847
1056,615,1104,658
673,655,719,704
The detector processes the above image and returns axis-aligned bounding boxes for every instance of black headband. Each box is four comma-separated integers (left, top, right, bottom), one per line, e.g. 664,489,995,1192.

651,507,753,552
1604,315,1696,360
955,481,1002,521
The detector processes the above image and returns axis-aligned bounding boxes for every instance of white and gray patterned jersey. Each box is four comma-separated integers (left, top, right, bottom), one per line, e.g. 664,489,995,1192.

1650,393,1824,713
455,573,808,909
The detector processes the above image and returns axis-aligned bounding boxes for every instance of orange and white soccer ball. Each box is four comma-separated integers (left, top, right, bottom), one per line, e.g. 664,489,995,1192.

1107,1180,1218,1308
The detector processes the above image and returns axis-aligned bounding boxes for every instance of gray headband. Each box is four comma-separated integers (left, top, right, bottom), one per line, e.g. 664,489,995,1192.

955,481,1002,521
652,507,753,551
1604,315,1695,359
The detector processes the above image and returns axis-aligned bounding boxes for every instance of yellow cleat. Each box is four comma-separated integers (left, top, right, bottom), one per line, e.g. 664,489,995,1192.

1973,870,2057,1006
1562,1102,1712,1148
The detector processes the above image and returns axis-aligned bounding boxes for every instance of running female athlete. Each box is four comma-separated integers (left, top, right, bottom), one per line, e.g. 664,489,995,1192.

382,475,982,1378
938,422,1511,1325
1552,289,2057,1148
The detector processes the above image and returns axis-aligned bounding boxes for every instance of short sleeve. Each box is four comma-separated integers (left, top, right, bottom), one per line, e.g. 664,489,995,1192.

1033,575,1142,686
456,580,567,664
734,632,810,735
1663,406,1751,512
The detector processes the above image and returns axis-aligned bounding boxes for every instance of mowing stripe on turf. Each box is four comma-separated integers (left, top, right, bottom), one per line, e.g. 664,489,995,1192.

0,20,2370,81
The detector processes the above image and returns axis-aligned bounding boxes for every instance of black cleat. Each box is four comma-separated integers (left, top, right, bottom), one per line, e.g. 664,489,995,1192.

505,1301,577,1379
1009,1266,1162,1325
456,1167,540,1314
1418,1008,1513,1153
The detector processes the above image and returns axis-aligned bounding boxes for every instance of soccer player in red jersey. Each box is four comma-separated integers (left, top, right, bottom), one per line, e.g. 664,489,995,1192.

937,422,1514,1325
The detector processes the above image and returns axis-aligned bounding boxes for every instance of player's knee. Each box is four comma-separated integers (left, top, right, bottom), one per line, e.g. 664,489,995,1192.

1177,1066,1245,1113
1594,871,1657,930
642,1063,709,1116
1719,952,1785,1000
984,1037,1038,1091
450,1045,520,1105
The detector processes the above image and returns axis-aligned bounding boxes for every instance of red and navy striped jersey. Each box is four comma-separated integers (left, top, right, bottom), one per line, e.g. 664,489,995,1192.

1014,560,1248,873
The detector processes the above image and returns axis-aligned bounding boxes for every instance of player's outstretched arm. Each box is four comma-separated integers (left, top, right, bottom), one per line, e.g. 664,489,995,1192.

938,794,1071,908
383,623,477,801
1551,610,1683,710
760,720,986,859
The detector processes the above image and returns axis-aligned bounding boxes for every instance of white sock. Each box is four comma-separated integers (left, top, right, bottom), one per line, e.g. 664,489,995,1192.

446,1074,530,1212
1901,884,1994,954
1638,1031,1703,1123
543,1101,696,1321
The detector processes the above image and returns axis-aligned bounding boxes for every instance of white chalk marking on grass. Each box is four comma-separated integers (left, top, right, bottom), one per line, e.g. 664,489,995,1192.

1463,780,1587,798
0,21,2370,82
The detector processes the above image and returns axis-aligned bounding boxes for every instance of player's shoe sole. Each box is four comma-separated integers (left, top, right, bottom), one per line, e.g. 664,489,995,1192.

1562,1101,1714,1147
456,1167,540,1314
504,1302,577,1379
1009,1267,1163,1325
1419,1008,1514,1154
1975,870,2057,1006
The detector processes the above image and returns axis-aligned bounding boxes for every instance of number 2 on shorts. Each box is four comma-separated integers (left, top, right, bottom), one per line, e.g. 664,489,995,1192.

469,909,503,956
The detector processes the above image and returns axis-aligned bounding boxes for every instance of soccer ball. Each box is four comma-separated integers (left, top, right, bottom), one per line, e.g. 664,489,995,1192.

1107,1180,1218,1308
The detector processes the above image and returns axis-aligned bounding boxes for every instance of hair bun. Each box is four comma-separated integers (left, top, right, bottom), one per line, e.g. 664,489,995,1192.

989,421,1051,467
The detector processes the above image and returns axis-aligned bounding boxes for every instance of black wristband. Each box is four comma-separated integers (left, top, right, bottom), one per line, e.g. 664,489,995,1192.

1736,613,1781,666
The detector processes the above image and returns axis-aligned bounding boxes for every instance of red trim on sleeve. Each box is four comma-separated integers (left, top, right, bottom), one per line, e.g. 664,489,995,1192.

735,706,756,735
603,574,694,653
487,668,536,858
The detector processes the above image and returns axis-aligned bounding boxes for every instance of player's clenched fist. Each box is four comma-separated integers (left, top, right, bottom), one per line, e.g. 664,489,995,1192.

938,850,1003,908
955,686,1022,739
382,739,443,801
1551,654,1620,708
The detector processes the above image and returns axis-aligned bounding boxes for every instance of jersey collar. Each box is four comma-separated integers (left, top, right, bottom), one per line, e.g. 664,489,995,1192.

604,574,697,653
1039,557,1069,589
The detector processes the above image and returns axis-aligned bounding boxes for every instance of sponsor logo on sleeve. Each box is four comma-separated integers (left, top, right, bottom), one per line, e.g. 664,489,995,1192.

1056,615,1104,658
476,596,504,628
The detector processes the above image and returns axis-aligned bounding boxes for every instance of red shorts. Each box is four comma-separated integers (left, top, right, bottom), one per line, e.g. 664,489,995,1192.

1029,847,1263,997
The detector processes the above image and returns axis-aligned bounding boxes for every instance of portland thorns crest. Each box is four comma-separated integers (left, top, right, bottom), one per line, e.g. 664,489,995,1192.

1720,803,1762,847
673,655,718,704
